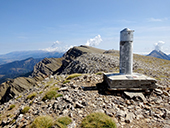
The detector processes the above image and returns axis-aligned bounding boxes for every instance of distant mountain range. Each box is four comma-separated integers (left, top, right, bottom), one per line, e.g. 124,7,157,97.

0,57,42,84
0,50,64,65
0,50,64,84
147,50,170,60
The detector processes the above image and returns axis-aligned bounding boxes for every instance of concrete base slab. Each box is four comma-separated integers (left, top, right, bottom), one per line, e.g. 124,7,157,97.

103,72,157,91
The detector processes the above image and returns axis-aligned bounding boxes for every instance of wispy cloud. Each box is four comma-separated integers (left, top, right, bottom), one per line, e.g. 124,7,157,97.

42,41,73,52
154,41,165,51
148,17,168,22
51,41,61,48
85,35,103,46
43,45,73,52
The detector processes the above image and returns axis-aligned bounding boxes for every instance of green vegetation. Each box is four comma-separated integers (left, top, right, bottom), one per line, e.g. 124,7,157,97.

81,112,117,128
27,92,37,100
30,115,72,128
16,95,22,100
56,116,72,125
55,116,72,128
9,119,16,125
44,84,50,89
29,100,33,105
30,115,54,128
21,106,30,114
63,80,70,84
9,104,15,110
66,73,82,80
50,87,59,91
53,83,58,87
39,91,43,94
56,94,63,98
96,72,103,75
42,90,57,101
42,87,60,101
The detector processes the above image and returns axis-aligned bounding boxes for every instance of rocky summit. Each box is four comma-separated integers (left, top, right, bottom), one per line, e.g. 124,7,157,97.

0,45,170,128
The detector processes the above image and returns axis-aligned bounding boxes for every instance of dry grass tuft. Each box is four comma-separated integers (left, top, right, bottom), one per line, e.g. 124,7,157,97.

81,112,117,128
30,115,54,128
66,73,82,80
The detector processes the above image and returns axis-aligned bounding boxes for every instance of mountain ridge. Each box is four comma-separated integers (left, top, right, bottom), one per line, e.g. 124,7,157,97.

147,50,170,60
1,45,170,104
0,45,170,127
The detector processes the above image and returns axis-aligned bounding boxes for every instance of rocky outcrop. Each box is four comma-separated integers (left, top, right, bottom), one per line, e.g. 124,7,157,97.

32,58,63,79
57,45,105,73
61,53,119,74
0,77,37,104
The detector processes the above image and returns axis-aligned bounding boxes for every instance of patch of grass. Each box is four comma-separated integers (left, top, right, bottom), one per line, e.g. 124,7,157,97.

16,95,22,100
9,119,16,125
56,94,63,98
66,73,82,80
81,112,117,128
50,87,59,91
27,92,37,100
29,100,33,105
55,116,72,128
30,115,54,128
39,91,43,94
9,104,15,110
42,90,57,101
63,80,70,84
21,106,30,114
10,114,14,118
44,84,50,89
96,72,103,75
53,82,58,86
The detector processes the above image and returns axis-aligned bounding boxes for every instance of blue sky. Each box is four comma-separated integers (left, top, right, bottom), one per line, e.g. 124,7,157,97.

0,0,170,55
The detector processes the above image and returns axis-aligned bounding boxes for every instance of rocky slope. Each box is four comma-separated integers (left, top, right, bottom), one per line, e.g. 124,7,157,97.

0,77,37,104
32,58,63,80
0,73,170,128
0,45,170,127
0,57,63,105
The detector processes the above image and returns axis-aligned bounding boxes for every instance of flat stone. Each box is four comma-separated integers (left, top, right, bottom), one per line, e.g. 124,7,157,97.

125,112,135,123
116,109,126,118
124,91,146,102
75,102,84,108
59,87,69,91
154,89,163,95
163,91,170,97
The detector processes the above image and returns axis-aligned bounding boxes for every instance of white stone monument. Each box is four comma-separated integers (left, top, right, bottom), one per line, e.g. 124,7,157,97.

120,28,134,74
103,28,157,91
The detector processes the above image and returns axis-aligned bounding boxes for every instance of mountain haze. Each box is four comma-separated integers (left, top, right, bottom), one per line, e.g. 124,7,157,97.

0,50,64,65
0,58,42,84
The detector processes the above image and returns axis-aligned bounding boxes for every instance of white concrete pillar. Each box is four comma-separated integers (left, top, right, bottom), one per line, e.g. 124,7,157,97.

120,28,134,74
